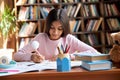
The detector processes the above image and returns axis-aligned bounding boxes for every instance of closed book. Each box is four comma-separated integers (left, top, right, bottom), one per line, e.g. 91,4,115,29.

74,51,110,62
81,60,112,71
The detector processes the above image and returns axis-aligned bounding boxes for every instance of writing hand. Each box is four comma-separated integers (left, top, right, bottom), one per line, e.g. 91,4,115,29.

31,51,45,63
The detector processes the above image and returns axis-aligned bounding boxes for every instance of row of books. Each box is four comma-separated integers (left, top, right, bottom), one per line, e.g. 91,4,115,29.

63,3,81,17
85,18,103,31
83,4,99,17
40,6,54,19
41,0,59,3
70,18,120,32
70,20,81,32
18,6,38,20
42,0,99,3
17,3,119,20
16,0,37,5
80,32,114,46
74,51,112,71
19,22,37,36
16,0,100,5
83,3,120,17
106,18,120,31
82,34,100,46
104,3,120,16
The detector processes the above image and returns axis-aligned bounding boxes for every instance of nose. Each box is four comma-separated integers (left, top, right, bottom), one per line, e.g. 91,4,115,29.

53,29,59,34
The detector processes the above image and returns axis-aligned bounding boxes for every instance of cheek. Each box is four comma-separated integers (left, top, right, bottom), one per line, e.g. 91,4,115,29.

49,30,52,35
59,31,63,36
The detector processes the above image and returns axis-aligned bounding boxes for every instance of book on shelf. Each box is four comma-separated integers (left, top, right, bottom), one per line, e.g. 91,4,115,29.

29,6,38,19
74,51,110,62
90,4,99,16
28,0,36,4
16,0,27,5
69,5,77,17
75,20,81,32
18,6,30,20
81,60,112,71
92,18,103,31
73,20,79,32
73,3,81,17
87,34,99,46
106,18,120,30
67,5,73,17
69,20,76,32
40,7,54,19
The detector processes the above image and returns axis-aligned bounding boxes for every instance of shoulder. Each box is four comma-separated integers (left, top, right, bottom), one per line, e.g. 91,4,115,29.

33,33,48,40
66,34,78,40
35,33,47,37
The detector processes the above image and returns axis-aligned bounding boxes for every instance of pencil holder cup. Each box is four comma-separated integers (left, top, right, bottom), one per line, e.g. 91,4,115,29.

56,53,71,72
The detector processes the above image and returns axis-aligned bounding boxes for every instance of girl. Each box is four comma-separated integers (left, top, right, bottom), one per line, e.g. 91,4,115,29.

14,8,99,63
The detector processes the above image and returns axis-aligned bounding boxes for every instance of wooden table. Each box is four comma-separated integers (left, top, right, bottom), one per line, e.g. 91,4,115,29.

0,67,120,80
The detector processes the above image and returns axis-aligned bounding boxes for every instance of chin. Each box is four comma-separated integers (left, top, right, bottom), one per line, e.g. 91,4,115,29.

50,37,60,40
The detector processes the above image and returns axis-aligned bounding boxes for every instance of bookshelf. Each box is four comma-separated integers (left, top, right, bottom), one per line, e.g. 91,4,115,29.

14,0,120,53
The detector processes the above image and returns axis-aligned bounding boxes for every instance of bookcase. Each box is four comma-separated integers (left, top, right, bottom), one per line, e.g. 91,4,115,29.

14,0,120,53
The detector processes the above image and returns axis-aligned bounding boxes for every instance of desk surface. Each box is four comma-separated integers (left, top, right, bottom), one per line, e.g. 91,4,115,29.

1,67,120,80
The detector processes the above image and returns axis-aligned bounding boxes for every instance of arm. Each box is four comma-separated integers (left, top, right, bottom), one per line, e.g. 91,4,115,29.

14,33,45,62
67,34,100,54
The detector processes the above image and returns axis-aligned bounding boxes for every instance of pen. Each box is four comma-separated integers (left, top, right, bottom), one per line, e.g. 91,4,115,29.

61,44,65,53
57,46,63,54
27,64,35,66
65,44,68,53
65,45,70,53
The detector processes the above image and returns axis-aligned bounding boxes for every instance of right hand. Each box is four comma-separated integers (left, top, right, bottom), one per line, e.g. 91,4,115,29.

31,51,45,63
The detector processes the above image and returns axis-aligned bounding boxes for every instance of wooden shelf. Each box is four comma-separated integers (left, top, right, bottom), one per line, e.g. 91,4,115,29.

14,0,120,53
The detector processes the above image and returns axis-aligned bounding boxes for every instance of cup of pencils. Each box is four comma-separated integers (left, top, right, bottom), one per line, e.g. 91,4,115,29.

56,44,71,72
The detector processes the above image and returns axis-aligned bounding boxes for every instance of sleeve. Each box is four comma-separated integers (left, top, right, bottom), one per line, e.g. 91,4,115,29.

14,43,34,61
67,34,99,54
14,34,42,61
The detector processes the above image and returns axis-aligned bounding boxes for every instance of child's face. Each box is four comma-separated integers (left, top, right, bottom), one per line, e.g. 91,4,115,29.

49,20,63,40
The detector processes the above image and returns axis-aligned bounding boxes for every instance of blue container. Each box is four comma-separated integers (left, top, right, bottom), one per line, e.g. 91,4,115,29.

57,54,71,72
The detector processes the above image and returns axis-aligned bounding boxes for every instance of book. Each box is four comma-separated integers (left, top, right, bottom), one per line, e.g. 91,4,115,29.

0,61,81,76
75,20,81,32
16,0,27,5
69,20,76,32
18,7,30,20
81,60,112,71
73,3,81,17
92,18,103,31
74,51,110,62
28,0,36,4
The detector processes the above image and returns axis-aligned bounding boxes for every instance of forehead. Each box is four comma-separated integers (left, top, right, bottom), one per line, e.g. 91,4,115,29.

51,20,62,26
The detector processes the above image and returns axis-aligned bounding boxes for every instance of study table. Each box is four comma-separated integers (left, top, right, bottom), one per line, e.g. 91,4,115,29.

0,67,120,80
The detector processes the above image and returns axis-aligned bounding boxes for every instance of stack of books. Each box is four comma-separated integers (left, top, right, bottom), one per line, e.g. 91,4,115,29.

74,51,112,71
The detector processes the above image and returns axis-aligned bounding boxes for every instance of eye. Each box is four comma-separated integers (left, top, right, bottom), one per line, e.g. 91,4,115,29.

58,28,63,31
50,25,55,29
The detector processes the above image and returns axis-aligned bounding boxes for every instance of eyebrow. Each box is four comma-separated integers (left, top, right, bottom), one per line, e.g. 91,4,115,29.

51,24,63,28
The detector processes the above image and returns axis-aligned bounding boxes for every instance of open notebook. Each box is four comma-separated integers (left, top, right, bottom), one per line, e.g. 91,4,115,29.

0,60,81,76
